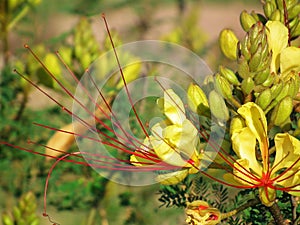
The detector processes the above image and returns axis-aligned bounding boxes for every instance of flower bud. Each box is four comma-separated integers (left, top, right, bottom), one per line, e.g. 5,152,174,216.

215,73,233,100
241,77,255,94
270,9,281,21
186,201,221,225
209,90,229,121
254,68,270,85
2,213,14,225
255,88,272,110
219,29,238,60
288,4,300,20
240,10,257,32
263,1,276,18
270,96,293,126
219,66,240,85
187,83,209,114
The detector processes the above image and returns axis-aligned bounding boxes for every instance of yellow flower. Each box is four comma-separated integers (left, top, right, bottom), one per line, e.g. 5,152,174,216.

185,200,221,225
226,102,300,206
266,21,300,77
130,89,200,185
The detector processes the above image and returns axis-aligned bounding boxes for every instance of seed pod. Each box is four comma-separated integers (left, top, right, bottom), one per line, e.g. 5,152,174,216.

270,96,293,126
209,90,229,121
219,29,239,60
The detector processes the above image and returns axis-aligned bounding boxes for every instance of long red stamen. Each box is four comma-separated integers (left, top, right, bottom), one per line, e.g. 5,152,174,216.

101,14,149,139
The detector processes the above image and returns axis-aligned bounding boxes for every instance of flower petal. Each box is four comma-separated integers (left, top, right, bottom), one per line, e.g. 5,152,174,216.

237,103,269,171
231,127,262,176
265,21,288,74
280,46,300,77
156,169,189,185
273,133,300,174
150,123,187,167
162,89,186,125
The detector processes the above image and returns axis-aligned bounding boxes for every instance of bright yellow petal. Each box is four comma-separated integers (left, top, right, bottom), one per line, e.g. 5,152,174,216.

280,46,300,77
163,89,186,125
177,119,198,157
231,127,262,175
276,170,300,197
237,102,269,171
150,124,187,167
130,137,155,166
265,21,288,74
232,159,260,186
273,133,300,174
156,169,189,185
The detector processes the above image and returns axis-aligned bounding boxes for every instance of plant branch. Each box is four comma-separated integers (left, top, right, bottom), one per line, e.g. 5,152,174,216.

269,202,287,225
221,198,260,220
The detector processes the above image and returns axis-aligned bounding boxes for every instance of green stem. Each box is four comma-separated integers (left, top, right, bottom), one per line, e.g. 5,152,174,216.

220,198,260,220
7,5,29,31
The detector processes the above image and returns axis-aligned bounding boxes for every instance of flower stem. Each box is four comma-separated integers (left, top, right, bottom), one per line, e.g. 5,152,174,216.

269,202,287,225
221,198,260,220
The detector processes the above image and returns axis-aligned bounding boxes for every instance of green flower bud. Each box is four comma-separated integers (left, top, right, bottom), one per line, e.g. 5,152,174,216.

262,72,275,87
12,207,21,220
240,10,257,32
270,9,281,21
230,116,246,136
219,29,238,60
274,82,290,102
291,19,300,38
187,83,209,114
249,44,263,72
80,53,91,69
219,65,240,85
288,5,300,20
270,96,293,126
241,77,255,94
237,56,250,79
8,0,19,10
255,88,272,110
209,90,229,121
1,213,13,225
270,82,283,99
215,73,233,100
254,68,270,85
263,1,276,18
44,53,61,77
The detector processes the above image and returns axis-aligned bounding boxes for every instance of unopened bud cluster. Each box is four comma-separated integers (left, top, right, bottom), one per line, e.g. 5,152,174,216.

2,192,39,225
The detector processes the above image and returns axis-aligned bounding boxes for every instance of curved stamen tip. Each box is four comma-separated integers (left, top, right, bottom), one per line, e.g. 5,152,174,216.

13,68,17,73
24,44,29,48
101,13,106,19
43,213,60,225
